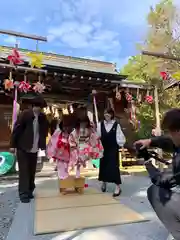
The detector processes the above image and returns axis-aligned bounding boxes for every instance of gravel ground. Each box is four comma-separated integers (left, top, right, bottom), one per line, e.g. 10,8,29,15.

0,180,19,240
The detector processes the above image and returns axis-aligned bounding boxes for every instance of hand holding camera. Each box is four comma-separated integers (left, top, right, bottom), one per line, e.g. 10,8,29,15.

135,143,151,161
134,142,170,166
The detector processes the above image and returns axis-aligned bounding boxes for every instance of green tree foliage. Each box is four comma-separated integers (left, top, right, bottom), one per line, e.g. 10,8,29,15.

121,0,180,138
120,56,147,83
136,103,155,138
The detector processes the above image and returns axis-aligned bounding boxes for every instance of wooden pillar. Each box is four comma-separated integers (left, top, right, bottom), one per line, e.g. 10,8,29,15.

136,88,139,100
154,85,163,170
154,86,161,135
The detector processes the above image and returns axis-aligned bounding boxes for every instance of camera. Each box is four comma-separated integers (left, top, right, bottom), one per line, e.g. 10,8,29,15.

135,143,151,161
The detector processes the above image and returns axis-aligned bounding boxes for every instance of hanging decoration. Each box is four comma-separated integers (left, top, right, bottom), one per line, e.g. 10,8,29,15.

108,98,114,110
115,87,121,100
172,71,180,80
54,109,59,118
33,81,45,93
44,106,51,115
12,81,20,128
69,105,74,114
92,89,97,95
145,95,153,104
137,93,142,103
160,71,169,80
4,79,14,91
125,92,132,102
7,48,24,65
129,102,138,128
18,81,31,93
62,108,69,115
27,52,44,68
92,89,99,125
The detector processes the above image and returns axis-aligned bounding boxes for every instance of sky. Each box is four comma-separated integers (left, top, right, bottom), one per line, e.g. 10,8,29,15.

0,0,177,70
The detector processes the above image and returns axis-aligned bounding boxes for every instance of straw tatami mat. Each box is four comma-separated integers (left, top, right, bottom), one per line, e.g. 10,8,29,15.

34,202,146,234
34,179,147,235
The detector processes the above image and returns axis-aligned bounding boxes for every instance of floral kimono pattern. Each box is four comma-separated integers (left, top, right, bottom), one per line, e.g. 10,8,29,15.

47,129,70,179
47,128,70,162
47,128,60,160
69,127,104,168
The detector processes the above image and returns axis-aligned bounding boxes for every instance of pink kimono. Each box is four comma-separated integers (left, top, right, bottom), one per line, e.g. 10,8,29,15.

69,127,104,177
47,129,70,179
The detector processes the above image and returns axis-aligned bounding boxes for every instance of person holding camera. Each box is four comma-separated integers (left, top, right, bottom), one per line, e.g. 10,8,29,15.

134,108,180,240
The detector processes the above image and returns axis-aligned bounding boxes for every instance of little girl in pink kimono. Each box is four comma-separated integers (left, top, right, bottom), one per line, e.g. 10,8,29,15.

69,115,103,178
47,115,72,179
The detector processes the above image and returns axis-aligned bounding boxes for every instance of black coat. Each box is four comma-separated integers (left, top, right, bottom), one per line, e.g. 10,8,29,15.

145,136,180,189
10,109,49,151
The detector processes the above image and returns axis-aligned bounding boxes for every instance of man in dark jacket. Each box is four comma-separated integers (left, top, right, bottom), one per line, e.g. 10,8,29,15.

10,96,49,203
134,108,180,240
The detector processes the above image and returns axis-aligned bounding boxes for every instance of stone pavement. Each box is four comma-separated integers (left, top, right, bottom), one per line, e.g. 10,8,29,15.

6,176,169,240
0,179,19,240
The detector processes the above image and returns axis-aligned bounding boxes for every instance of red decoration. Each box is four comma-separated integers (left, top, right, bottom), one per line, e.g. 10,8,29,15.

84,184,88,188
33,81,45,93
18,81,31,92
125,93,132,102
57,133,70,152
7,49,24,65
160,71,169,80
4,79,14,91
145,95,153,104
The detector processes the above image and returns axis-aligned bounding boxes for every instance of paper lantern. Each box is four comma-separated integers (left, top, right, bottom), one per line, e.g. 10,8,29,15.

33,81,45,93
4,79,14,91
7,49,24,65
27,52,44,68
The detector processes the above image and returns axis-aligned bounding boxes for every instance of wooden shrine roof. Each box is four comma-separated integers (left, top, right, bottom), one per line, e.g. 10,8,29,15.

163,78,180,90
113,80,151,89
0,46,128,103
0,46,124,76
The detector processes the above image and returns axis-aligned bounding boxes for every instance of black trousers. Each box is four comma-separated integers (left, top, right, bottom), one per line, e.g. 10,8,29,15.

16,149,37,199
147,184,180,240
